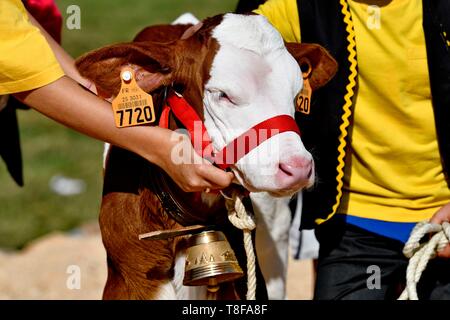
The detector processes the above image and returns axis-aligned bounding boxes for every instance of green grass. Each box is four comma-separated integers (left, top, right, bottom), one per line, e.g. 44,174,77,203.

59,0,239,57
0,0,237,249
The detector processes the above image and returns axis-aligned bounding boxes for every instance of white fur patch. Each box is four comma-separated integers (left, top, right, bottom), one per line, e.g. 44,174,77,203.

152,252,207,300
149,252,206,300
251,192,291,299
171,252,207,300
154,280,177,300
171,12,200,25
102,143,110,169
212,14,285,56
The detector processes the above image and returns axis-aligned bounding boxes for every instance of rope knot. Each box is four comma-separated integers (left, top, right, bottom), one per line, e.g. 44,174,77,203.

398,221,450,300
221,190,257,300
225,194,256,231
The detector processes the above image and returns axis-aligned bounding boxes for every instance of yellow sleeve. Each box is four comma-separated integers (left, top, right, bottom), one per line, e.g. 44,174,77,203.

0,0,64,95
253,0,301,43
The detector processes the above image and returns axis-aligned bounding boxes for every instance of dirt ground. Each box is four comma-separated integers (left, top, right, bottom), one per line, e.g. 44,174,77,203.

0,223,314,300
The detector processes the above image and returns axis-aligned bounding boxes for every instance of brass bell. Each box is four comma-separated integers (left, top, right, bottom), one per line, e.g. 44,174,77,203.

183,230,244,287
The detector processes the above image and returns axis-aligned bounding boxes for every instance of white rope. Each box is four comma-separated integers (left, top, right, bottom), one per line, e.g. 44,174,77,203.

221,190,257,300
398,221,450,300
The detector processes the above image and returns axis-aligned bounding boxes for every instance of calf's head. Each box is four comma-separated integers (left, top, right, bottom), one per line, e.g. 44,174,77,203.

76,13,337,197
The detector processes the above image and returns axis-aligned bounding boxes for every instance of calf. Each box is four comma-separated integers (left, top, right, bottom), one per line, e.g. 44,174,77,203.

76,13,336,299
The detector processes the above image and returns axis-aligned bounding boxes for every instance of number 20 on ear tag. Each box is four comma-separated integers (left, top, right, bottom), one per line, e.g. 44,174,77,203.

296,77,312,115
111,67,156,128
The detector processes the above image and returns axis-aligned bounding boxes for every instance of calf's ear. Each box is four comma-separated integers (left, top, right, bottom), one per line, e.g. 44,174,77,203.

285,43,338,91
133,23,194,42
75,41,177,99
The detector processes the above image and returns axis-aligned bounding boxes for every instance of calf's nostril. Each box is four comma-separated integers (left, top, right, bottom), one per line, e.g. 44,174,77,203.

307,167,313,179
279,163,294,177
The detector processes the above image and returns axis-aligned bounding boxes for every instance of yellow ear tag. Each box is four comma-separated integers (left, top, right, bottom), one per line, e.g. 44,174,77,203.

296,69,312,115
111,67,156,128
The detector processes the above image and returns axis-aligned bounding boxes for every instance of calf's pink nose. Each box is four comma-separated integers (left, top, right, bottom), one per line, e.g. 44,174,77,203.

276,157,313,189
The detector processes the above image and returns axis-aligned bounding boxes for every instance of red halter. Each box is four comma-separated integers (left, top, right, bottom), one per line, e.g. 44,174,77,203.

159,91,301,169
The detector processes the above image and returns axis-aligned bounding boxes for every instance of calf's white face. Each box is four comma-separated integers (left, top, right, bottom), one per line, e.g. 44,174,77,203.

203,14,314,197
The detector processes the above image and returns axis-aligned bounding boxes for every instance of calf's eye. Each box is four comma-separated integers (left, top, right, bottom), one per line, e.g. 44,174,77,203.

218,91,229,100
217,91,235,105
206,89,236,105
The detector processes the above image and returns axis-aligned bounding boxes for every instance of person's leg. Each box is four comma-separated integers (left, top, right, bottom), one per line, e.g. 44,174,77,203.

314,218,408,300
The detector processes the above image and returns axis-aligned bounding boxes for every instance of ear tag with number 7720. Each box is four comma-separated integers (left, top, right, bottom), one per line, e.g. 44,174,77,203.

111,67,156,128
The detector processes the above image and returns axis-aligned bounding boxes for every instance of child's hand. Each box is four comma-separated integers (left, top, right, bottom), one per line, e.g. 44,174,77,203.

152,131,234,193
430,202,450,258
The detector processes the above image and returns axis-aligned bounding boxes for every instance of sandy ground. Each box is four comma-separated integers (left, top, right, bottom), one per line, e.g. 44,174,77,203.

0,223,314,300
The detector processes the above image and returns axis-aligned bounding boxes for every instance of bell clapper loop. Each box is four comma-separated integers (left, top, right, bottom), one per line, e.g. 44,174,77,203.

206,277,220,300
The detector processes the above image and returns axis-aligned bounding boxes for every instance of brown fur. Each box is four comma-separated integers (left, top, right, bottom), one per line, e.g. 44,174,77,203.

285,42,338,91
134,24,193,43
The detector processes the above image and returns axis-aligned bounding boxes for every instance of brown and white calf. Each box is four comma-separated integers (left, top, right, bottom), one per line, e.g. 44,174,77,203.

76,13,336,300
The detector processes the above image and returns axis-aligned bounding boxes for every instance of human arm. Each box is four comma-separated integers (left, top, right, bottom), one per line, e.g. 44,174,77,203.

13,76,233,192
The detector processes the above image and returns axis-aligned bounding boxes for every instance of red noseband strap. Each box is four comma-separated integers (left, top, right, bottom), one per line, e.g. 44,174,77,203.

159,91,301,169
213,114,300,169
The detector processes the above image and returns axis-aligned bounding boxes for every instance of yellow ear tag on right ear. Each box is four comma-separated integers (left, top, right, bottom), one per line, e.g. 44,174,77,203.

296,78,312,115
296,77,312,115
296,62,313,115
111,67,156,128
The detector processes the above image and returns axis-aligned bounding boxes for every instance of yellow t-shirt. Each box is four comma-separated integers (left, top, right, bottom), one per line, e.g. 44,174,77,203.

340,0,450,222
0,0,64,95
256,0,450,223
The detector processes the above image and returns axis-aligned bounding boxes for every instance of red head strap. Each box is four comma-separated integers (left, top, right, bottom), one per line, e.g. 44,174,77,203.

159,91,301,169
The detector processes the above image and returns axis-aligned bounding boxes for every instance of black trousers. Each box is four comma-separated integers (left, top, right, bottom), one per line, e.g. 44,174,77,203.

314,217,450,300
